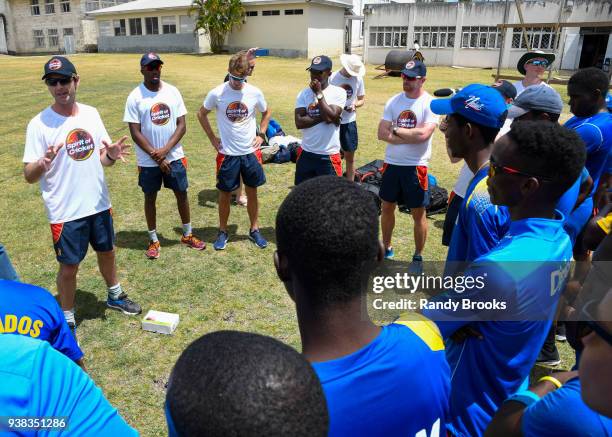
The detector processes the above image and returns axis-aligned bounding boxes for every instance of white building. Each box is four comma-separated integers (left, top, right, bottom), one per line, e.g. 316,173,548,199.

364,0,612,71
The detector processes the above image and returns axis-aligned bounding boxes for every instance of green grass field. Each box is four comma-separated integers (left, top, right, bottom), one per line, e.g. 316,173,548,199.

0,53,575,435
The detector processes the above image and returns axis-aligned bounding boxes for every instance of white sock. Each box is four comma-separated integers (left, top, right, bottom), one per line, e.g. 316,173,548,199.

182,223,192,236
108,283,123,300
148,229,159,243
63,309,75,325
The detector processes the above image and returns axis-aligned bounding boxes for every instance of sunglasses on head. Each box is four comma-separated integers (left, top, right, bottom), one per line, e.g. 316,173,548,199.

229,73,247,82
488,156,553,181
145,63,162,71
45,77,72,87
527,59,549,67
581,299,612,347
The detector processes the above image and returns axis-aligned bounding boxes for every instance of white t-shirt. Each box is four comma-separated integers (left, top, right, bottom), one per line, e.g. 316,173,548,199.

453,162,475,198
295,85,347,155
123,81,187,167
203,82,267,156
23,103,112,224
382,92,438,166
329,71,365,124
512,80,553,96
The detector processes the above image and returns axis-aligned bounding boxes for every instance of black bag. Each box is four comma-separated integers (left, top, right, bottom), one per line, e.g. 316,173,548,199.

354,159,385,185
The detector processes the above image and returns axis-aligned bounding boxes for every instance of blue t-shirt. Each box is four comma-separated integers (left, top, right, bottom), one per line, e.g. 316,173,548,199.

565,112,612,189
312,317,450,437
0,335,138,436
522,377,612,436
425,215,572,437
0,280,82,362
445,166,510,275
556,167,590,218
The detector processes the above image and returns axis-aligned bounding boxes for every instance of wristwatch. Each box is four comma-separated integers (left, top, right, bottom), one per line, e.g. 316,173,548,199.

392,126,399,136
316,92,324,100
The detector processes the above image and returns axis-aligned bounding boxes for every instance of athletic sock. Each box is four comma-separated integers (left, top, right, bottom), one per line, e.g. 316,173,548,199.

148,229,159,243
182,223,192,237
108,283,123,300
63,308,75,325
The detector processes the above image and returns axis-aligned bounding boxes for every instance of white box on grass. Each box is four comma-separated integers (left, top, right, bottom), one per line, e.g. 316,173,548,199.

142,310,179,335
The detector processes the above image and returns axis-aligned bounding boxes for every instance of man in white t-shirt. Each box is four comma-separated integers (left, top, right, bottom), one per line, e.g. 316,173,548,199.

330,54,366,182
294,55,347,185
376,60,438,274
23,57,142,332
124,53,205,260
197,52,272,251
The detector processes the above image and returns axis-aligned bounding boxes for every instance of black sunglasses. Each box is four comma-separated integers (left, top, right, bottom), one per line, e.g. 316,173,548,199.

45,77,73,87
582,299,612,347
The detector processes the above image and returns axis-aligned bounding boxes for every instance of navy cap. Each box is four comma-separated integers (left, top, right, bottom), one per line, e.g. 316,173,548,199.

400,60,426,78
430,83,508,129
490,80,517,101
306,55,332,72
507,85,564,119
42,56,77,80
140,52,164,67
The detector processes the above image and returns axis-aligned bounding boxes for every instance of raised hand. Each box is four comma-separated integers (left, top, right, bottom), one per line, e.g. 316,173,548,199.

38,142,64,171
103,136,131,163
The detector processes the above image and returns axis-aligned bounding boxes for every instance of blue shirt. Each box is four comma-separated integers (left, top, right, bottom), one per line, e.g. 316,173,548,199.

522,378,612,436
312,317,450,437
0,280,82,362
556,167,590,218
446,166,510,276
0,335,138,436
425,215,572,437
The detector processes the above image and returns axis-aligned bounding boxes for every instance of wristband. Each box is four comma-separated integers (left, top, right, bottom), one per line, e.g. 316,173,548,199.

538,376,562,389
505,390,541,407
106,152,116,162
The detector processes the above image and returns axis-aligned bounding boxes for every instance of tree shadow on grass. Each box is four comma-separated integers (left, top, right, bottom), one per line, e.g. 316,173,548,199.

73,289,108,325
115,231,181,250
198,189,218,208
172,225,277,245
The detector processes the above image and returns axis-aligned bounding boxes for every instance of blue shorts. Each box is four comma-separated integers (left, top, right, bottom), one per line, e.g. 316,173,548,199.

138,158,188,195
51,209,115,265
216,151,266,192
294,147,343,185
379,164,430,209
339,121,358,153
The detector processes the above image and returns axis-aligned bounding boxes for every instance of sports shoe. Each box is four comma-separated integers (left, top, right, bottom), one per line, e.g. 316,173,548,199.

107,293,142,315
384,247,395,259
536,344,561,366
408,255,424,275
145,240,160,259
213,230,229,251
181,234,206,250
67,322,79,346
555,324,567,342
249,229,268,249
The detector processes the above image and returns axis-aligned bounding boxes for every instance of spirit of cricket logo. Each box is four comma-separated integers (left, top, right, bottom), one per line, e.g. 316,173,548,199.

150,103,171,126
226,101,249,123
65,129,95,161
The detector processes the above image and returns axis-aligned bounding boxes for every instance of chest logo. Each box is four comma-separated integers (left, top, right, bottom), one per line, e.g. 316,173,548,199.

150,102,171,126
341,84,354,100
226,101,249,123
65,129,95,161
397,110,417,129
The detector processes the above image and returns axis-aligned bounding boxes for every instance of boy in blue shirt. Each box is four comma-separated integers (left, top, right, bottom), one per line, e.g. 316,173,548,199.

424,121,586,436
275,176,450,437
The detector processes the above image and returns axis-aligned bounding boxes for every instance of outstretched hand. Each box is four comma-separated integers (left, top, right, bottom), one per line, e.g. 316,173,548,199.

103,136,131,163
39,142,64,171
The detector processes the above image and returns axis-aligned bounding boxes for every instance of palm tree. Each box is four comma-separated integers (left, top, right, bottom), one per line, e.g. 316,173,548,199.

191,0,244,53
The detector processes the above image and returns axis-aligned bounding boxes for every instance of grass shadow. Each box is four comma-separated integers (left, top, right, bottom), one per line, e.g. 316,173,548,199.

198,189,218,208
74,289,108,325
433,219,445,230
115,231,181,250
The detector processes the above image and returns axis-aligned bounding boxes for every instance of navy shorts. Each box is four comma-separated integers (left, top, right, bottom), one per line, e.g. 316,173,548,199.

339,121,358,153
216,151,266,192
442,191,463,246
379,164,430,209
294,147,343,185
51,209,115,265
139,158,189,194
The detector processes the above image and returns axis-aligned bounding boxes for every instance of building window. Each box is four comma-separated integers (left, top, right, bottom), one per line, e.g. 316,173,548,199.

33,29,45,47
98,20,112,36
511,27,559,50
31,0,40,15
461,26,501,49
413,26,455,48
113,19,126,36
369,26,410,48
162,16,176,34
284,9,303,15
262,10,280,16
245,11,257,16
60,0,70,12
145,17,158,35
45,0,55,14
63,27,73,36
129,18,142,35
179,15,194,33
48,28,59,46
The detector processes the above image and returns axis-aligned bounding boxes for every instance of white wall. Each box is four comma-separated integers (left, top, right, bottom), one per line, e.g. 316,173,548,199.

307,3,345,58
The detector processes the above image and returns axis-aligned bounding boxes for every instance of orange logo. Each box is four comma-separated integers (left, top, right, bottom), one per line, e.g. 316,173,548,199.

341,84,353,100
397,110,417,129
307,102,320,118
150,102,171,126
226,101,248,122
49,58,62,70
65,129,95,161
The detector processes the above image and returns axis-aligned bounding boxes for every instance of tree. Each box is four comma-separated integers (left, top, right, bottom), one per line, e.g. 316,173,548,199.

191,0,244,54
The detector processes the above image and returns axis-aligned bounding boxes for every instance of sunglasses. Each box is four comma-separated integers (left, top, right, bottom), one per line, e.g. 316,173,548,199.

488,156,553,181
401,74,421,81
45,77,73,87
582,299,612,347
145,64,162,71
229,74,247,83
527,59,549,67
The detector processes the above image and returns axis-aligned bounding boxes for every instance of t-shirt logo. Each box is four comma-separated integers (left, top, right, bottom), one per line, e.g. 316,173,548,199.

65,129,95,161
397,110,417,129
226,101,249,123
341,84,354,100
307,102,320,118
313,57,322,65
150,102,171,126
49,58,62,70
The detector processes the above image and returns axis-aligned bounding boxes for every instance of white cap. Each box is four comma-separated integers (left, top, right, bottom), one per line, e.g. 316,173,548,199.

340,54,366,77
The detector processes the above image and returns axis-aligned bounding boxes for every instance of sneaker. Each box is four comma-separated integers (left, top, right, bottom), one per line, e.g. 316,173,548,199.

146,240,160,259
555,324,567,342
213,230,229,251
107,293,142,315
249,229,268,249
67,322,79,346
536,344,561,366
384,247,395,260
408,255,424,275
181,234,206,250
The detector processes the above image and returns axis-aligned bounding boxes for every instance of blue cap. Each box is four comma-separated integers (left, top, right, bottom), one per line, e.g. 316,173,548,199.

401,60,426,78
140,52,163,66
430,83,508,129
306,55,332,72
606,92,612,111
